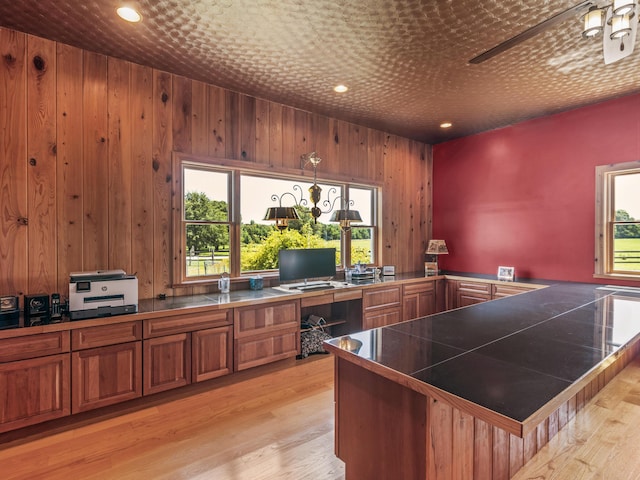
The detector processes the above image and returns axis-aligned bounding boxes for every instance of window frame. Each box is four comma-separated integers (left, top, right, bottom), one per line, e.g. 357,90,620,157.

345,185,378,267
174,161,234,284
594,160,640,279
172,153,381,286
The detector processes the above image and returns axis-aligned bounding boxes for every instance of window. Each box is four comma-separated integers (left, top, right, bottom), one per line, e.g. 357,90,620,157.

595,161,640,278
174,155,380,283
349,186,376,265
178,165,232,282
240,174,344,273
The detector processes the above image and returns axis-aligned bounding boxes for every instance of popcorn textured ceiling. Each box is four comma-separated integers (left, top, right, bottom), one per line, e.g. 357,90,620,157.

1,0,639,144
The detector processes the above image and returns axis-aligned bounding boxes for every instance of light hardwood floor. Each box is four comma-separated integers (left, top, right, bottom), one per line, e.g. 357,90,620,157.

1,354,639,480
0,354,344,480
513,356,640,480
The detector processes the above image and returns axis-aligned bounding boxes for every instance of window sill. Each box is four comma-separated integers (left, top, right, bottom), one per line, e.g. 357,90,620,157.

172,272,281,289
593,273,640,282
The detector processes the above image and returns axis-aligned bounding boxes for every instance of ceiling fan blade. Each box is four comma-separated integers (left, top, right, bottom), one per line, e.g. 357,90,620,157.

469,0,593,64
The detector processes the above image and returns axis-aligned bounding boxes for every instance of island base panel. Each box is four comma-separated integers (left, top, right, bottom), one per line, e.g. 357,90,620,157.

333,342,640,479
335,357,427,480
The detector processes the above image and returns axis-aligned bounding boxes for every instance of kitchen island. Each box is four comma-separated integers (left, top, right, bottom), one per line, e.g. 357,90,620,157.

324,282,640,479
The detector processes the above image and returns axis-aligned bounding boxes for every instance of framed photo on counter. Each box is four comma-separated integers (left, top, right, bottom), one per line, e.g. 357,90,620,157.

497,266,515,281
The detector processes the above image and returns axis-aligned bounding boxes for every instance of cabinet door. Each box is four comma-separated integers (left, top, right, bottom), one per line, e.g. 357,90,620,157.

72,341,142,413
363,307,403,330
403,282,436,321
143,333,191,395
235,328,299,371
192,326,232,382
0,353,70,433
403,291,436,321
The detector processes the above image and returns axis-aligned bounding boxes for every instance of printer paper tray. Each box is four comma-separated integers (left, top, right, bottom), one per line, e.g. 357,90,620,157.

69,304,137,321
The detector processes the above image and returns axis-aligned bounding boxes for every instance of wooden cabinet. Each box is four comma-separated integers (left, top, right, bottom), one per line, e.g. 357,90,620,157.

363,285,402,329
448,280,491,308
402,280,436,321
143,309,232,394
0,331,71,433
234,300,300,371
71,322,142,413
447,279,540,309
0,274,544,435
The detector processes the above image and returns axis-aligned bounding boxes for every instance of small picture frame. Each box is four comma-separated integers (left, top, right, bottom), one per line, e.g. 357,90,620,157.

382,265,395,276
424,262,438,276
497,266,515,281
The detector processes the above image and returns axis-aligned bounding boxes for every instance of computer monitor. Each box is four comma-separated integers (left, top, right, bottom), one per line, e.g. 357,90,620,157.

278,248,337,283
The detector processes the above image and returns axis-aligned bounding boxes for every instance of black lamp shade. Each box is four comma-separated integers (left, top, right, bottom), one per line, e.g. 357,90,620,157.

264,206,299,231
264,207,299,221
329,209,362,223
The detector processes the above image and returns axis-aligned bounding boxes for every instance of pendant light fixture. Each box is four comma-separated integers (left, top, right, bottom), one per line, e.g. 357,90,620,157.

264,152,362,231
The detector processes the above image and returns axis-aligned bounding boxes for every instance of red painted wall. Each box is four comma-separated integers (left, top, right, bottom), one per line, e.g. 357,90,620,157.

432,93,640,284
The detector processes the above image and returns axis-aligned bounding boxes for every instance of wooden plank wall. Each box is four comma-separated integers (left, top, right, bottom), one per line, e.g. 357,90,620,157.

0,27,432,300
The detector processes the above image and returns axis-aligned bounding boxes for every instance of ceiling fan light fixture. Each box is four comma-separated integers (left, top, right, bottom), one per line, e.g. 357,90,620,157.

582,6,605,37
610,13,632,38
612,0,636,16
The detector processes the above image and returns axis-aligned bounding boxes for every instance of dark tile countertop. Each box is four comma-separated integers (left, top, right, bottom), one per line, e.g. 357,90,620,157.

325,282,640,429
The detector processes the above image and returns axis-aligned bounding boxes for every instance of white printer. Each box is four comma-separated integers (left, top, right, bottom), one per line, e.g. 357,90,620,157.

69,270,138,320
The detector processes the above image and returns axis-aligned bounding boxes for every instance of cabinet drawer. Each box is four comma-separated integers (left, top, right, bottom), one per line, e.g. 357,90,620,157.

234,300,299,339
300,294,334,308
333,288,363,302
0,331,70,363
235,328,299,371
458,281,491,294
144,309,231,338
492,284,533,299
458,292,490,307
363,286,401,310
72,321,142,350
403,281,435,296
363,307,402,329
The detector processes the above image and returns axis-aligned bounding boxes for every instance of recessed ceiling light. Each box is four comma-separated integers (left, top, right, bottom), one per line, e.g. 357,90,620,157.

334,85,348,93
440,122,453,129
117,6,142,23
